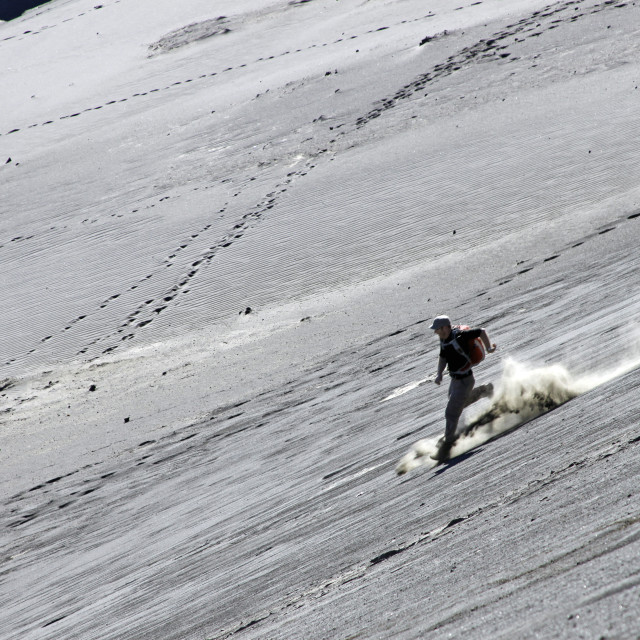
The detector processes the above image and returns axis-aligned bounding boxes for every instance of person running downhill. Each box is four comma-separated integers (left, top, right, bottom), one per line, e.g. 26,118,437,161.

429,315,497,461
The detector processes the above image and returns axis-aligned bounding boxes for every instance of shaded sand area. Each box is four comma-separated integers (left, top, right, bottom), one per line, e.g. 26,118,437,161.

1,0,640,638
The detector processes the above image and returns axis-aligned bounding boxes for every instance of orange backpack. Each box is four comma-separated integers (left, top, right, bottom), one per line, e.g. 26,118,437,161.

450,325,485,373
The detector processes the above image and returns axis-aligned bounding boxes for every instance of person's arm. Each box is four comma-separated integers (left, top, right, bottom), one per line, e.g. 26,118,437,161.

434,355,447,385
480,329,497,353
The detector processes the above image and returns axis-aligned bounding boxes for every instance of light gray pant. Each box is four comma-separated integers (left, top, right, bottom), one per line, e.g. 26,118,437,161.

444,374,475,443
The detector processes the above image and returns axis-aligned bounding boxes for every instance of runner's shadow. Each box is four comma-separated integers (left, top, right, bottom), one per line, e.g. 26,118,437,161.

432,448,483,475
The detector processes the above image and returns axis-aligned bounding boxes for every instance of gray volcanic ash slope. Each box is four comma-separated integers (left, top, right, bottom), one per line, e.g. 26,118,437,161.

1,1,640,639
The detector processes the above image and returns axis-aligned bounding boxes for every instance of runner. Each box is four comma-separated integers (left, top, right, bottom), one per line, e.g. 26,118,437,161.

430,315,497,461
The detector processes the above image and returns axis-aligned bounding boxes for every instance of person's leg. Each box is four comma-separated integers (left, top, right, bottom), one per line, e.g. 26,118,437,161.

432,375,476,462
464,382,494,408
444,375,475,443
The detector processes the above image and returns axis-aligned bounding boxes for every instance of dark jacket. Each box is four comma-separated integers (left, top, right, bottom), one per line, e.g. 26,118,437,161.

439,328,482,376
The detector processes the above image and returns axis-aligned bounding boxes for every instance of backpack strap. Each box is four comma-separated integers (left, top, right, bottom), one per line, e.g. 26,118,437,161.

448,329,472,374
